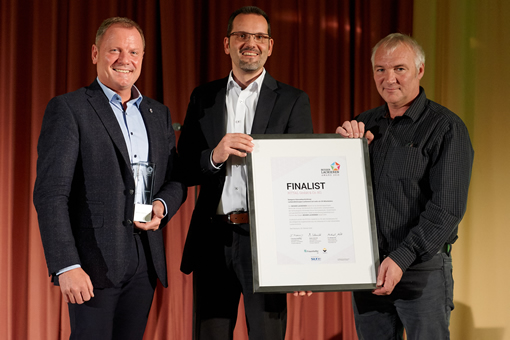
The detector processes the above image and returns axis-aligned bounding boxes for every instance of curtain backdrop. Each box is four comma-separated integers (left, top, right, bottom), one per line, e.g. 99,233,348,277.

0,0,412,339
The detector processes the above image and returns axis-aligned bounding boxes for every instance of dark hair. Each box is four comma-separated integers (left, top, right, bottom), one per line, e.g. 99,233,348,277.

227,6,271,37
95,17,145,49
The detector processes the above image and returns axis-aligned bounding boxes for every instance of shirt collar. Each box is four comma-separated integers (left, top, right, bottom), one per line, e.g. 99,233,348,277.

376,86,427,122
403,87,427,122
96,77,143,109
227,68,266,95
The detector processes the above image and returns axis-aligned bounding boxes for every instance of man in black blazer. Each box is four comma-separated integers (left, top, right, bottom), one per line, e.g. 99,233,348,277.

178,6,313,340
33,17,185,339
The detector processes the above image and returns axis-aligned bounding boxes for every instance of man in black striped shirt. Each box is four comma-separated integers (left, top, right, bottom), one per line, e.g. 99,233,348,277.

337,33,473,339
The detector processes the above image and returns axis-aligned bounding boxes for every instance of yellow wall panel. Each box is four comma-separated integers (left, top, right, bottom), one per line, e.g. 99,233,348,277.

414,0,510,339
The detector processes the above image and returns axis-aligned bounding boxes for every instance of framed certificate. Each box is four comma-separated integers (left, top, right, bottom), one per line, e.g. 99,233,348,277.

246,134,379,293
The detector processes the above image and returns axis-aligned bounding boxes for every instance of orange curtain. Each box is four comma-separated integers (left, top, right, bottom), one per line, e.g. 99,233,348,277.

0,0,412,339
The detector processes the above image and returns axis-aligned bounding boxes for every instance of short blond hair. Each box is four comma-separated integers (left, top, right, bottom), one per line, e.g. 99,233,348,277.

95,17,145,49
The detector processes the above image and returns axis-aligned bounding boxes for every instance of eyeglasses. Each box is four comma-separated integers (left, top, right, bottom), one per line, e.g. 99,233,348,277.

229,31,271,43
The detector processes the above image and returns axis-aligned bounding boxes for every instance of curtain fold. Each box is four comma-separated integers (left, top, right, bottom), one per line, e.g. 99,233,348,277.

0,1,412,339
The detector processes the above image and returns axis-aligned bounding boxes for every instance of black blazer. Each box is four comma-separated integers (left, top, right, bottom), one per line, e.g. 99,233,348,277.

178,73,313,274
33,80,186,288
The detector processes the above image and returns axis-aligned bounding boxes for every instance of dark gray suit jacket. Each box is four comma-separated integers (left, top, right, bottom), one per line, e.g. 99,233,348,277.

178,73,313,274
33,80,186,288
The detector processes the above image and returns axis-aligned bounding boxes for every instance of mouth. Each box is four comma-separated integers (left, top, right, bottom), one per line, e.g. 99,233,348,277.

241,50,259,57
113,68,131,74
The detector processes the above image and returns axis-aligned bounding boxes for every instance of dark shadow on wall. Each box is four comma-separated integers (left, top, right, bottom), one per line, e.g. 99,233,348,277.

451,301,505,340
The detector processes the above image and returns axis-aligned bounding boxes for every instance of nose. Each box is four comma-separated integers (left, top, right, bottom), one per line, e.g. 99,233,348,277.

243,34,257,46
118,51,130,64
385,70,396,84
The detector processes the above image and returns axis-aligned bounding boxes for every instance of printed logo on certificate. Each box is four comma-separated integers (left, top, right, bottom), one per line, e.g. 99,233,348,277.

271,156,355,265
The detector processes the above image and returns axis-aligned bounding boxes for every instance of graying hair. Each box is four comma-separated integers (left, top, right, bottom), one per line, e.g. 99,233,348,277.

371,33,425,71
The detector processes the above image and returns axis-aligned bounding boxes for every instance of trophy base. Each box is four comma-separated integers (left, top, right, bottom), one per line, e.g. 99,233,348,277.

134,204,152,222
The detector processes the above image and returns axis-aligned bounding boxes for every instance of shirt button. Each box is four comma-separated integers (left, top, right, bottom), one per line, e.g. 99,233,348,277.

130,132,133,135
134,155,137,158
235,187,239,191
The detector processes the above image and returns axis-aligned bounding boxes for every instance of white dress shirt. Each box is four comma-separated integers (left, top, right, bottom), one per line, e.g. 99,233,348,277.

216,69,266,214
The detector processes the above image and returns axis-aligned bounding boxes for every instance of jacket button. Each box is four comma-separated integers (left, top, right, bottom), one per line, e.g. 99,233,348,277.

124,219,133,226
129,190,134,195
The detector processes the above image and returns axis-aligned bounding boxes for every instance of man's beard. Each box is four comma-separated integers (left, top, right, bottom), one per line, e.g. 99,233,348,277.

239,59,261,71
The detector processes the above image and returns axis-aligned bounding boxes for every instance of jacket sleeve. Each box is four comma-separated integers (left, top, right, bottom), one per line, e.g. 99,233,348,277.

33,96,82,276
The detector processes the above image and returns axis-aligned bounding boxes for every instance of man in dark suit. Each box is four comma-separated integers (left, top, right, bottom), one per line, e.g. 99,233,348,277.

33,17,185,339
178,6,313,340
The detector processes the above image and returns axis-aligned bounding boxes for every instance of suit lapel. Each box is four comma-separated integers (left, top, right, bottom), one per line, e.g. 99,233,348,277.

251,73,277,134
199,79,227,148
86,80,131,169
139,99,160,164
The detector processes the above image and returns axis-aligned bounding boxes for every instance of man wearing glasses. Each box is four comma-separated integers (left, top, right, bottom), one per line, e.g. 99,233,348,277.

178,6,313,340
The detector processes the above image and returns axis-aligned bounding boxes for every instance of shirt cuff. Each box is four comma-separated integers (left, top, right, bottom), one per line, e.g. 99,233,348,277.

57,264,81,276
153,198,167,217
388,246,417,272
210,150,223,170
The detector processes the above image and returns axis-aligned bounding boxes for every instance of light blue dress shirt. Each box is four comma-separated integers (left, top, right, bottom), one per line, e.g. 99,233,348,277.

97,79,149,163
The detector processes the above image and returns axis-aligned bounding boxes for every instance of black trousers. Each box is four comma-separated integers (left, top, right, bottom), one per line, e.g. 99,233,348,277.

352,253,454,340
68,232,157,340
194,222,287,340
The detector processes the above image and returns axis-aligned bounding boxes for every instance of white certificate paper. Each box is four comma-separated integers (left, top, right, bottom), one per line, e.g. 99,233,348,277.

271,156,355,265
247,134,379,293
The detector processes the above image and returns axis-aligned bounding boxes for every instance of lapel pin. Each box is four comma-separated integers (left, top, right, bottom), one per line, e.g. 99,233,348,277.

149,108,153,113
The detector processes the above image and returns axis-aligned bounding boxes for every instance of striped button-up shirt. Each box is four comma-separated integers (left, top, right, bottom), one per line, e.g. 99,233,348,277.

357,87,474,272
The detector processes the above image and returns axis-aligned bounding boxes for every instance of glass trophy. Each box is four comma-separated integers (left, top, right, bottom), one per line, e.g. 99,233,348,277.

132,161,156,222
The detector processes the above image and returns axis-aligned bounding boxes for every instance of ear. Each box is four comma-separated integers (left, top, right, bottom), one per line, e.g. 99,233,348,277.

91,44,99,64
417,63,425,80
223,37,230,55
267,38,274,57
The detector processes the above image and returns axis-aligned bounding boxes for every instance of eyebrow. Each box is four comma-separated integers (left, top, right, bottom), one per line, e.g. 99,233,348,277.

374,64,407,68
233,31,270,35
